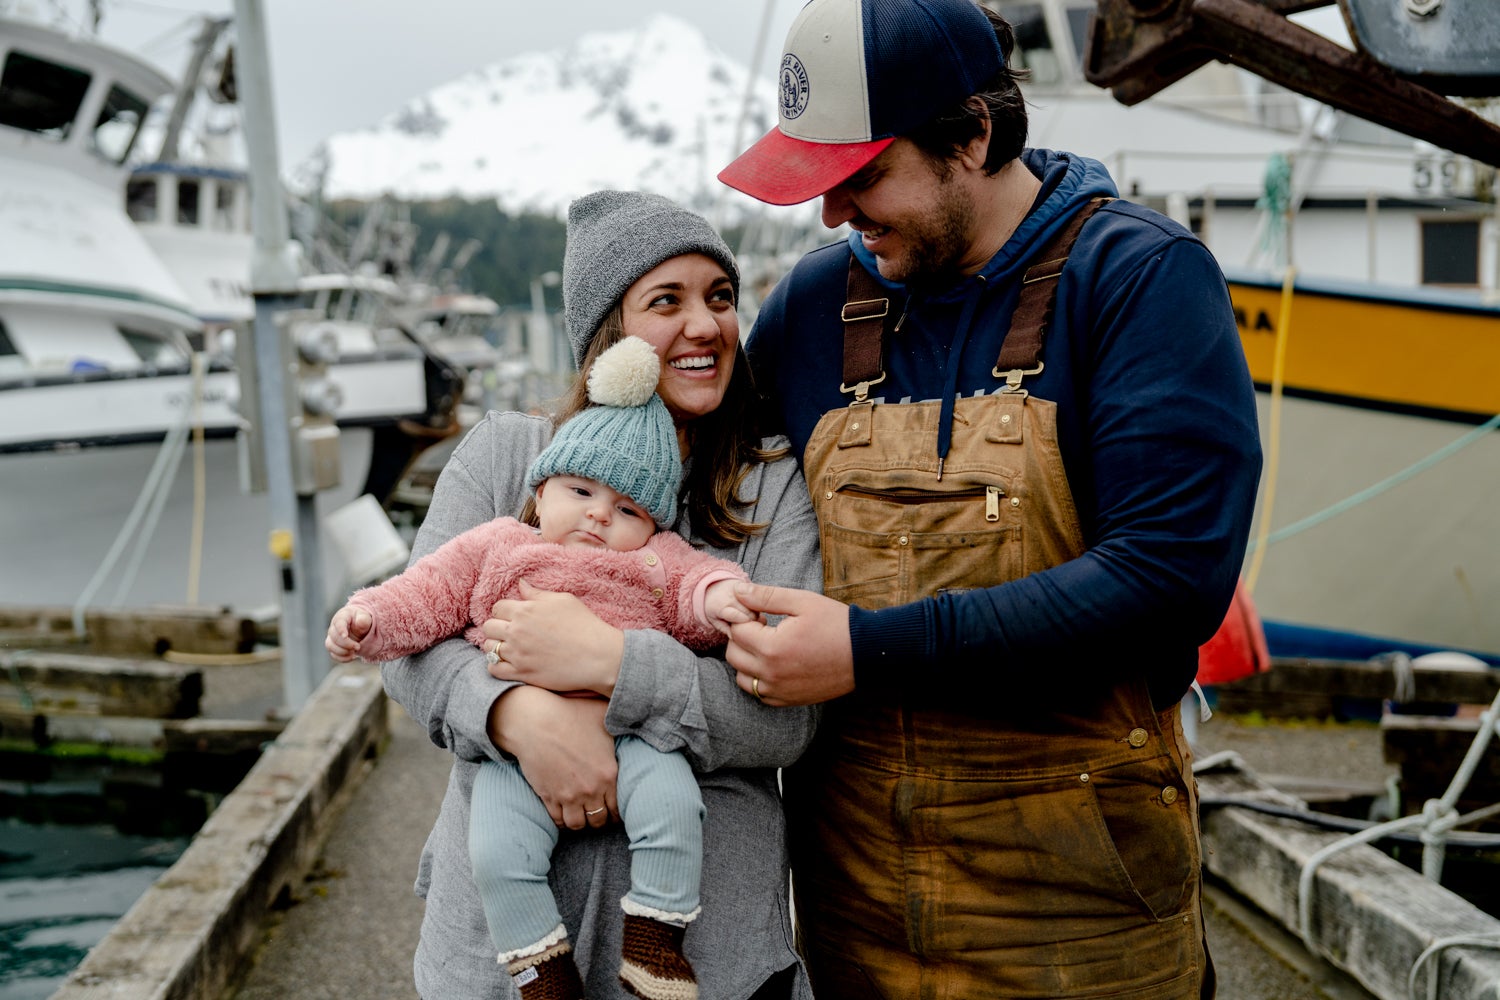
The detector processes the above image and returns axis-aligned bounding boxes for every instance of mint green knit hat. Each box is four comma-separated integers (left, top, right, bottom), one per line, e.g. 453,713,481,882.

525,337,681,526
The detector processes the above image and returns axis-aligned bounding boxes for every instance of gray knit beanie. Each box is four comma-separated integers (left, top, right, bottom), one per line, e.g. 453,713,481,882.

562,190,740,366
525,338,682,526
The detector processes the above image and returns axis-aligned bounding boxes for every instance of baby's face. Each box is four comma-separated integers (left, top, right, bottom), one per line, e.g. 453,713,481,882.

535,475,656,551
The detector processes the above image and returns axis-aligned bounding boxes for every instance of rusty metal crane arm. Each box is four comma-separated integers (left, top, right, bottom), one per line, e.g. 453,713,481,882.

1084,0,1500,166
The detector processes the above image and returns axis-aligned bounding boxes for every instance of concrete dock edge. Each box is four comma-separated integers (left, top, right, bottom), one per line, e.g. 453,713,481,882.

48,662,389,1000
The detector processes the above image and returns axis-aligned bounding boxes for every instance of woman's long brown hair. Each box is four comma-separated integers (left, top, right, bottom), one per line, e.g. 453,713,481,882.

520,305,785,549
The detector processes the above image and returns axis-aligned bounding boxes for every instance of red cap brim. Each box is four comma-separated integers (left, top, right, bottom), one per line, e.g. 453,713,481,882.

718,127,895,207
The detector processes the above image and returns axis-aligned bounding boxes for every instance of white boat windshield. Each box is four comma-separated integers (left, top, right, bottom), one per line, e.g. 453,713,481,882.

989,0,1094,87
0,45,151,164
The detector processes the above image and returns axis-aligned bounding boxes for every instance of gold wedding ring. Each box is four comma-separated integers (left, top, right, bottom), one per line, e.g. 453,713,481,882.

752,677,765,703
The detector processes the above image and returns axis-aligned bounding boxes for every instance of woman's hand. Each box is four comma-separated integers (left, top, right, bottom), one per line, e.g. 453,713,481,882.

481,579,625,696
488,685,618,829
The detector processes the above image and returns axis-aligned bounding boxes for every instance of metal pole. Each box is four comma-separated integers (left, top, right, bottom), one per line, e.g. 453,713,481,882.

233,0,328,710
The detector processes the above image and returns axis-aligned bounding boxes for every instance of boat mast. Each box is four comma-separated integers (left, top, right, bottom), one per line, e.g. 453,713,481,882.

156,15,230,163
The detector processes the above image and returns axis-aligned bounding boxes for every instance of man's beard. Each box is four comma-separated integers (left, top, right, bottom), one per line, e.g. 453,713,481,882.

874,180,975,285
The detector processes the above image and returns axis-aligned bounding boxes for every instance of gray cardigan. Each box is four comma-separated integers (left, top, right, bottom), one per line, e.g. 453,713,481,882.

382,410,821,1000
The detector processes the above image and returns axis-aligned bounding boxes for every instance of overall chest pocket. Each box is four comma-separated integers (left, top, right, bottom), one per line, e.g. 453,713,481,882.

817,475,1023,609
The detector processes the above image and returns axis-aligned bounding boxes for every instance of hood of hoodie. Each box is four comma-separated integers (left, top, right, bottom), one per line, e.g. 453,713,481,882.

845,149,1119,304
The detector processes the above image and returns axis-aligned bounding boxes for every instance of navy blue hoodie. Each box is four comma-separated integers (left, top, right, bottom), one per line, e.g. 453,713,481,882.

747,150,1263,708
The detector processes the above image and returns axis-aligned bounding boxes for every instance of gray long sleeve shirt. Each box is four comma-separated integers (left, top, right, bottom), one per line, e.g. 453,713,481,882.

381,410,821,1000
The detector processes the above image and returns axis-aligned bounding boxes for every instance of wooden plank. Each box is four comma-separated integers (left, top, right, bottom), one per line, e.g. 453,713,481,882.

1199,764,1500,999
0,651,202,718
0,605,259,656
1382,714,1500,815
0,711,282,754
1214,656,1498,719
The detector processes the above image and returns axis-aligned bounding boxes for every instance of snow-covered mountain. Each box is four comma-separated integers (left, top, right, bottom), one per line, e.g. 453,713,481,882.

301,14,777,220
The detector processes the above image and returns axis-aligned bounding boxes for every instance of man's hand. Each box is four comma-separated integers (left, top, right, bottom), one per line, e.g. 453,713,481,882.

723,583,854,706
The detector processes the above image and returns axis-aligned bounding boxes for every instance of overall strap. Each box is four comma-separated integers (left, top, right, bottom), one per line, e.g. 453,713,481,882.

840,261,889,402
996,196,1113,387
839,195,1113,399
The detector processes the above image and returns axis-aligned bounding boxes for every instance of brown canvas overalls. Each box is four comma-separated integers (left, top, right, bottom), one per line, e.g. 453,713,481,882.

783,202,1211,999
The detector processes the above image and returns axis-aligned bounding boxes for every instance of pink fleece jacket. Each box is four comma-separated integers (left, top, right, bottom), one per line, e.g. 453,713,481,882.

347,516,747,662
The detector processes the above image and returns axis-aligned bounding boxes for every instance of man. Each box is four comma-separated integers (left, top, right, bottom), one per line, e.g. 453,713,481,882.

715,0,1262,997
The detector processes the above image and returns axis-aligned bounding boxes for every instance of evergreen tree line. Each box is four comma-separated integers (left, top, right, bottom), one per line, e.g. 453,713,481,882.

323,197,569,309
321,197,751,310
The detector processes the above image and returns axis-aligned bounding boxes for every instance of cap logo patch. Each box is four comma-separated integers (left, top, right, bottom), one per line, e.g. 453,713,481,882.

779,52,810,121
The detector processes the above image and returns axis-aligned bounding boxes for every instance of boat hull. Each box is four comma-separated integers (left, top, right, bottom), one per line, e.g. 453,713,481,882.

1243,391,1500,658
0,430,380,614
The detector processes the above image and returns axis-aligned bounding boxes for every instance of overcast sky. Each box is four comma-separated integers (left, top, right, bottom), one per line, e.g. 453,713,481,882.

41,0,806,171
31,0,1353,174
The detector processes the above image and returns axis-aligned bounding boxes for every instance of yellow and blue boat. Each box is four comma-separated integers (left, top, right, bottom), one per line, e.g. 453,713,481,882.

1223,268,1500,662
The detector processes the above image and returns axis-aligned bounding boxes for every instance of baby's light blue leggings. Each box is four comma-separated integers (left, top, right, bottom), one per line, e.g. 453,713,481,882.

468,734,705,958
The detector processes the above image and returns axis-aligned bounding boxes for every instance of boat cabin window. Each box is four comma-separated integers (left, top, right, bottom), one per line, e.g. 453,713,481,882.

0,49,91,138
999,2,1091,87
177,178,201,226
213,183,237,231
1006,4,1064,85
1064,6,1093,60
126,176,159,222
1420,218,1480,287
90,84,150,164
119,327,185,366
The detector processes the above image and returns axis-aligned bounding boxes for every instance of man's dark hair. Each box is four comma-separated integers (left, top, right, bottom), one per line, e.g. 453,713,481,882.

907,7,1030,174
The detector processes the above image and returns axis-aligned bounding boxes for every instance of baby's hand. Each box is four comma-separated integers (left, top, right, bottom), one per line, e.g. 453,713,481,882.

325,605,373,662
704,579,760,635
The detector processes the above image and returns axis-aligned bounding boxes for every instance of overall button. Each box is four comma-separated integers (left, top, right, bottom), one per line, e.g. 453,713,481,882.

1127,728,1149,748
1161,786,1180,804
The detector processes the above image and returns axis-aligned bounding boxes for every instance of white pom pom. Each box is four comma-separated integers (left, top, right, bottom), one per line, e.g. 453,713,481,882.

586,337,661,407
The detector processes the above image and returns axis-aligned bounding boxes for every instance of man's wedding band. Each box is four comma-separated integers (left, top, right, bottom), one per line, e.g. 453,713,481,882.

752,677,765,703
586,807,606,817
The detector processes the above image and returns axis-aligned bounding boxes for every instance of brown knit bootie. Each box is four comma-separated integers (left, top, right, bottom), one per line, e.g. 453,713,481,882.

618,914,697,1000
508,940,584,1000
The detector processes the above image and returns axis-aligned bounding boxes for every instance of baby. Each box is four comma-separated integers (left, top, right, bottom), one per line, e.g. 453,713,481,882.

326,337,753,1000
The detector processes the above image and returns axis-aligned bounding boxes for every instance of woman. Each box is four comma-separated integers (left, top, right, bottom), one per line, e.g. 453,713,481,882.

381,190,820,1000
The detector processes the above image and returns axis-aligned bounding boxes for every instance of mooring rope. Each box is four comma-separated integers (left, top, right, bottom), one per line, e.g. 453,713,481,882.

1245,410,1500,553
71,350,212,638
1407,934,1500,1000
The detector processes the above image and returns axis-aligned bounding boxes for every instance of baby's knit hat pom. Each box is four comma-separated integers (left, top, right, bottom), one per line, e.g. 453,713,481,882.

586,337,661,408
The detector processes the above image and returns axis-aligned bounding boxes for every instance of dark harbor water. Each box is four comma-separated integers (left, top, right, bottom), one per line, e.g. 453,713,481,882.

0,757,211,999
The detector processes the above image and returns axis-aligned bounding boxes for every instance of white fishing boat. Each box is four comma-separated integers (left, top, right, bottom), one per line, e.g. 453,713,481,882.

0,11,449,614
971,0,1500,660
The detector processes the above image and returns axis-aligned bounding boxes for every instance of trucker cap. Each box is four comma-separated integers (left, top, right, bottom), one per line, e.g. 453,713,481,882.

718,0,1006,206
